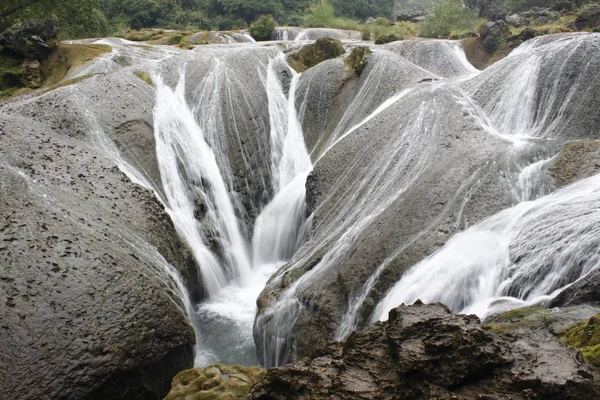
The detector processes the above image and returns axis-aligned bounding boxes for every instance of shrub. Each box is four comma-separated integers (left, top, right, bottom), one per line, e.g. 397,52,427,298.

287,37,344,72
396,21,418,37
375,33,401,44
249,14,277,41
304,0,337,27
418,0,478,39
286,13,306,27
167,33,183,44
372,17,391,26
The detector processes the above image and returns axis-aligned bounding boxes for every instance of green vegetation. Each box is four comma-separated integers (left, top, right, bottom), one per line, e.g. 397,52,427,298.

0,0,595,52
344,46,371,75
134,70,154,86
418,0,478,38
164,364,266,400
560,314,600,367
249,15,277,41
0,0,109,39
167,33,184,45
375,33,401,44
0,48,27,97
482,306,550,336
287,37,344,72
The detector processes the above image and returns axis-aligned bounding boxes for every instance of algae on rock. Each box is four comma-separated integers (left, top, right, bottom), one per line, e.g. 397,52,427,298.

560,314,600,367
165,364,266,400
287,37,345,73
344,46,371,76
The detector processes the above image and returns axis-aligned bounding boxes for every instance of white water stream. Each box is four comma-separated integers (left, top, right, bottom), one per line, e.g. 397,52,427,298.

115,33,598,367
152,55,311,365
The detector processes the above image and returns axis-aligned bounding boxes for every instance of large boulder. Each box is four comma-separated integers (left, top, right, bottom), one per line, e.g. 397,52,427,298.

250,302,600,399
0,111,198,400
0,47,203,397
0,16,59,60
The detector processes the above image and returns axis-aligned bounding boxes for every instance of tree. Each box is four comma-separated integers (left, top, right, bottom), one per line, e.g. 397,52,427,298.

1,0,109,38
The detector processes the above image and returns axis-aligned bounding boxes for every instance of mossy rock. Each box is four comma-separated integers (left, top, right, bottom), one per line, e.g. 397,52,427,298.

168,34,184,45
375,33,401,44
287,38,345,73
164,364,266,400
41,74,96,94
134,70,154,86
483,306,550,336
344,46,371,76
560,314,600,367
41,43,111,87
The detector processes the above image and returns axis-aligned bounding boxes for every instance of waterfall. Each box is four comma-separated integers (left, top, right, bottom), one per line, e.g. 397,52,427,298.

153,74,250,295
83,33,597,368
151,53,311,366
373,172,600,321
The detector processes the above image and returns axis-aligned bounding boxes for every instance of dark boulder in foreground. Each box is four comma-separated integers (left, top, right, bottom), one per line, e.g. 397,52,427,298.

249,302,600,399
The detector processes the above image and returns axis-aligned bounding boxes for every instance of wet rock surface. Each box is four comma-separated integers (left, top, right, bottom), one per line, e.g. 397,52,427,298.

0,65,198,398
250,303,600,399
255,33,600,367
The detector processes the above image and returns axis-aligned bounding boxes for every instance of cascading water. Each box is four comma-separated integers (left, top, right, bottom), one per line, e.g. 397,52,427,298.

255,33,600,367
152,52,311,365
374,172,600,320
371,34,600,322
64,32,598,370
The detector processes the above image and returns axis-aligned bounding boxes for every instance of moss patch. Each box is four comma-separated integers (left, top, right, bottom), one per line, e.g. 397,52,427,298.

168,33,184,45
483,306,550,336
41,43,111,87
560,314,600,367
287,38,345,73
344,46,371,76
164,364,266,400
41,74,96,94
375,33,401,44
134,71,154,86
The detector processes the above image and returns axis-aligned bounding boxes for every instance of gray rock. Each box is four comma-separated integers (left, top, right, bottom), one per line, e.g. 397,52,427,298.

506,13,524,27
533,16,551,26
250,302,600,399
0,111,197,399
480,20,512,52
552,1,575,12
574,6,600,31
